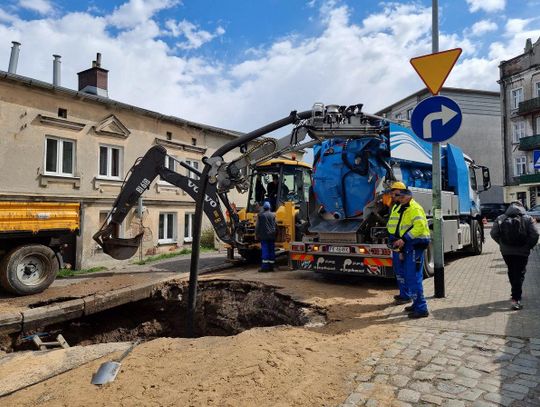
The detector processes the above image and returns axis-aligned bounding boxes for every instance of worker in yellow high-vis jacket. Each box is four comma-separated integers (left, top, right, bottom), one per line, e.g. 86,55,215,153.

387,187,431,318
385,181,410,305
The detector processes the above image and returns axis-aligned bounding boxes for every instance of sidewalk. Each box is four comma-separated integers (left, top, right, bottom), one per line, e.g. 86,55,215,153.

386,226,540,338
342,228,540,407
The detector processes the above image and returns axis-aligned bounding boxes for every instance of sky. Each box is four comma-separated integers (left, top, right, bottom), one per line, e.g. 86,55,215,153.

0,0,540,134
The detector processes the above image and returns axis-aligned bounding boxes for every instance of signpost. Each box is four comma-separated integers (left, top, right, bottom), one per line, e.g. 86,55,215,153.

411,96,462,142
534,150,540,170
409,1,462,298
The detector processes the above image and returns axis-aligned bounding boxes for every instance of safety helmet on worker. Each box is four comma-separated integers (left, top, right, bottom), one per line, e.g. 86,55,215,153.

390,181,407,190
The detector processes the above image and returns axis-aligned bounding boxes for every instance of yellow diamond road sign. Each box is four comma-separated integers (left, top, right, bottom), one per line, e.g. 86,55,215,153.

410,48,462,95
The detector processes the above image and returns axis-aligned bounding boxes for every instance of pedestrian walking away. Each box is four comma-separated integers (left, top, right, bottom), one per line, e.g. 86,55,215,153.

385,181,411,305
256,201,277,272
490,200,539,310
387,188,431,318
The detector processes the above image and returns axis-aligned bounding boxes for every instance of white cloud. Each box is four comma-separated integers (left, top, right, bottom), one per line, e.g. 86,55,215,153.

108,0,179,28
0,8,19,23
165,19,225,50
466,0,506,13
18,0,54,15
0,0,535,133
470,20,498,36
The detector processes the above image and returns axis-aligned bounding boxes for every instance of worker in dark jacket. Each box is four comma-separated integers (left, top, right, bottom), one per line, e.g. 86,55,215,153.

490,201,539,310
256,201,277,272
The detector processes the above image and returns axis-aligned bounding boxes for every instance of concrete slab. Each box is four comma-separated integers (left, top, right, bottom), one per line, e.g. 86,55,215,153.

0,312,22,335
22,299,85,332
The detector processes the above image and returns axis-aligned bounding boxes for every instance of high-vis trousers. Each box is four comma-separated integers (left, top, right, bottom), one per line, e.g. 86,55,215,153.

261,240,276,270
403,249,428,313
392,251,410,300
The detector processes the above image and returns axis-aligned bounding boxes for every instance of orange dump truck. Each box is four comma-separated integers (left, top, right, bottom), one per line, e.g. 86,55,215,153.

0,202,79,295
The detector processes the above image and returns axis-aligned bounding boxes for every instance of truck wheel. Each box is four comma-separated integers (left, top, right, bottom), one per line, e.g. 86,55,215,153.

0,244,59,295
468,220,483,255
423,242,435,278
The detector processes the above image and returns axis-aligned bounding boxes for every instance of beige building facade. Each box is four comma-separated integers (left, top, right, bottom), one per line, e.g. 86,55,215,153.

0,64,248,269
499,37,540,208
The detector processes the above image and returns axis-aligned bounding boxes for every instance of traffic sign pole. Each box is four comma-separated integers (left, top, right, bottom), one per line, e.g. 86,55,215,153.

432,0,445,298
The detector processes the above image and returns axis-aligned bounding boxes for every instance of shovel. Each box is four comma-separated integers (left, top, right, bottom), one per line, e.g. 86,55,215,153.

91,340,141,385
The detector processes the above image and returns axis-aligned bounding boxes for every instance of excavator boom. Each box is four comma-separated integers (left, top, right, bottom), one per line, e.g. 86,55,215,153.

93,145,233,260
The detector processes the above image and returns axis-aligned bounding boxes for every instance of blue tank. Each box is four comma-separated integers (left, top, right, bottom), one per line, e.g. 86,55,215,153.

312,137,387,219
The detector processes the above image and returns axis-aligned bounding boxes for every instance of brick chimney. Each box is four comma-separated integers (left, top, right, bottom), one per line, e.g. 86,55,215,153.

77,53,108,97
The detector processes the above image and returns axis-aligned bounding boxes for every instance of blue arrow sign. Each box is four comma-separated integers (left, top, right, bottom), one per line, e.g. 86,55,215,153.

534,150,540,169
411,96,462,143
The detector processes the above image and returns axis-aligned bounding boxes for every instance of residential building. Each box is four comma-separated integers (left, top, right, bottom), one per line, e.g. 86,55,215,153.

375,87,503,203
0,45,253,269
499,37,540,208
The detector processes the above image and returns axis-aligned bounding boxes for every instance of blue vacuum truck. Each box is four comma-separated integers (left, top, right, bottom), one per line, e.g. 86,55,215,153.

289,104,491,277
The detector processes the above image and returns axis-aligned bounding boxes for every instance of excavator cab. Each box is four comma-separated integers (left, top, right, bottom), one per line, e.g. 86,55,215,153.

234,159,311,261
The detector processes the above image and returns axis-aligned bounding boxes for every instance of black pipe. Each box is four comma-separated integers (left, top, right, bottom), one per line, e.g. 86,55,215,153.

186,109,312,337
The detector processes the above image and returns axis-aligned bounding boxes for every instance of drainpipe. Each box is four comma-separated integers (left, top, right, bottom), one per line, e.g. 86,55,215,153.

53,54,61,86
8,41,21,74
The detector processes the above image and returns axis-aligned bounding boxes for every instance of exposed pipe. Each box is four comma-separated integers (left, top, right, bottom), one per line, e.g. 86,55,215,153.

53,54,61,86
8,41,21,74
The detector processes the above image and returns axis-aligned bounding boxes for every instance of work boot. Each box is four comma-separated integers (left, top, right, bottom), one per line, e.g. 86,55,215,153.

403,305,414,313
394,296,412,305
511,299,523,310
408,311,429,319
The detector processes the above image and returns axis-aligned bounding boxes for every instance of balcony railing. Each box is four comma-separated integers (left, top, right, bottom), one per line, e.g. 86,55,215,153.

518,96,540,115
519,134,540,150
518,173,540,184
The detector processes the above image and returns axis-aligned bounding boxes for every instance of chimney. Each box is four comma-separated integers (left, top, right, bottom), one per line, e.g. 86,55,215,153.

77,52,109,97
8,41,21,74
53,54,61,86
525,38,533,53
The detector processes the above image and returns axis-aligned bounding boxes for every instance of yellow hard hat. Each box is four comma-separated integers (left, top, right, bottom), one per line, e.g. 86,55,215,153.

390,181,407,190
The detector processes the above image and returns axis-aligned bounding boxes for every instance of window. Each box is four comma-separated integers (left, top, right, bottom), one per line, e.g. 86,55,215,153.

166,131,172,141
406,108,413,120
58,108,67,118
536,116,540,134
184,213,194,242
514,156,527,176
536,82,540,98
99,145,122,179
158,213,177,243
185,159,200,180
512,121,526,143
99,211,121,239
511,88,523,109
45,137,74,176
191,137,197,146
395,113,403,120
160,155,176,182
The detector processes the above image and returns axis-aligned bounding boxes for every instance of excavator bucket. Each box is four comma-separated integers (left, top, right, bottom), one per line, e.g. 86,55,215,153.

101,233,144,260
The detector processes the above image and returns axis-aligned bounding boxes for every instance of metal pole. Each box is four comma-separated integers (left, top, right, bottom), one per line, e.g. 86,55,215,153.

432,0,445,298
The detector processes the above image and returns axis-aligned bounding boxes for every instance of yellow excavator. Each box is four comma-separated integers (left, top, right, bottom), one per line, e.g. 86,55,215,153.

231,158,312,262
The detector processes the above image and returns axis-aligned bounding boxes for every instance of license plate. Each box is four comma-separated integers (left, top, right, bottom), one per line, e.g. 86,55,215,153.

328,246,351,253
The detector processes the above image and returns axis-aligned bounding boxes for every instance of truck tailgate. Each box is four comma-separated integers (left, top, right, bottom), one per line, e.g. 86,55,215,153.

0,202,80,233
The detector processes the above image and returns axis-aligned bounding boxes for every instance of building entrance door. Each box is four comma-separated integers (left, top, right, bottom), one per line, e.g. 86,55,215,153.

517,191,527,208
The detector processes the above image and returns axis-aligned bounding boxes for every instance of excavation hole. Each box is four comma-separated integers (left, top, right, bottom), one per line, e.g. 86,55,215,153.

4,280,326,353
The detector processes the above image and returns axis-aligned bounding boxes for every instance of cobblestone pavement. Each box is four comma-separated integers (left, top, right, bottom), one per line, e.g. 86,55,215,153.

341,228,540,406
343,328,540,407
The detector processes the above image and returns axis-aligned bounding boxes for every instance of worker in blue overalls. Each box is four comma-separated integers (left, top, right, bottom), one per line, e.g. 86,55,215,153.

387,188,430,318
386,181,411,305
